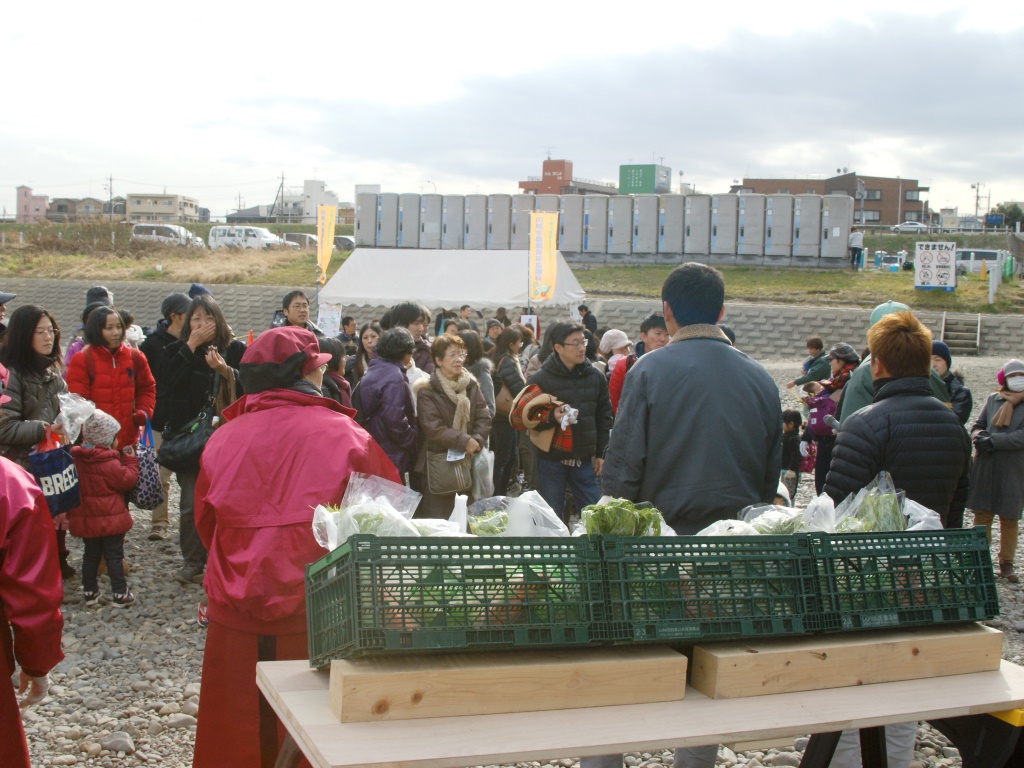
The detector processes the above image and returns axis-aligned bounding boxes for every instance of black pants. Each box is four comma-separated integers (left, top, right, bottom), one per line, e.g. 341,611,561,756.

82,534,127,594
814,435,836,495
491,417,519,495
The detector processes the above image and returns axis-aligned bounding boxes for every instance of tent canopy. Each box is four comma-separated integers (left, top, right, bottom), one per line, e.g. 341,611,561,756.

318,249,585,309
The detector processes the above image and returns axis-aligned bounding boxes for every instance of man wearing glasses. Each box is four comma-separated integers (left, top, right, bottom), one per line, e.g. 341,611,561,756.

510,322,613,522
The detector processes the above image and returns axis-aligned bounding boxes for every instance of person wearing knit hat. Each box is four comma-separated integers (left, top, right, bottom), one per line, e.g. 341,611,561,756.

189,283,212,299
967,358,1024,583
836,303,950,424
932,340,972,425
69,408,139,609
190,325,399,768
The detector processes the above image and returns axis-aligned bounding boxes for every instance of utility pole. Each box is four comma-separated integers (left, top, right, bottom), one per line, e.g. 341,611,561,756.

972,182,984,222
106,174,114,222
897,176,902,224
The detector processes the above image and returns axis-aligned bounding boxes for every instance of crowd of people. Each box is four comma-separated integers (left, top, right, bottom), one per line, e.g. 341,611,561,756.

1,269,1023,768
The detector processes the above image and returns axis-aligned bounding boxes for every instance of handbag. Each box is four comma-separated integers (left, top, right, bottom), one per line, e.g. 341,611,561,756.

130,415,165,510
157,373,221,473
494,382,514,417
27,427,80,516
425,450,472,495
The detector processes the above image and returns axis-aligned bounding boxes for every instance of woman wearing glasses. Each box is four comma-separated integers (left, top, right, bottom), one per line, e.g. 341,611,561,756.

412,333,491,518
0,305,74,578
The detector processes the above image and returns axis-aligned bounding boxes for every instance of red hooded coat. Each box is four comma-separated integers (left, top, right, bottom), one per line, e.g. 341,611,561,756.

68,447,138,538
0,457,64,768
66,345,156,449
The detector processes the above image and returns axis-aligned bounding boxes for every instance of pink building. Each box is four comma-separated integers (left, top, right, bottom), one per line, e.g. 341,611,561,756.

16,186,49,223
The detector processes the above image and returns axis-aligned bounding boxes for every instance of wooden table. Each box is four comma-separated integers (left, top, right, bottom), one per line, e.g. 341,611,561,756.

257,659,1024,768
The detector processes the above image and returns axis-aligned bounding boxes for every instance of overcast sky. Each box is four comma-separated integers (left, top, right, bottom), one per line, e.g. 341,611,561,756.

2,1,1022,220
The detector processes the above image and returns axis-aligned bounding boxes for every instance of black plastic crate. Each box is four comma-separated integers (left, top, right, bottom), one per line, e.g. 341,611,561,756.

306,535,605,667
600,534,817,643
809,528,1000,632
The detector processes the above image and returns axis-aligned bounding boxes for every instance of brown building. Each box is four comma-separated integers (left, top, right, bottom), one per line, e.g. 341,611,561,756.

46,197,105,222
732,173,931,226
518,158,617,196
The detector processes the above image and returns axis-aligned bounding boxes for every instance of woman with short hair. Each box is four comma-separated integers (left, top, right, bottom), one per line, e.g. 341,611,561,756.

412,334,491,518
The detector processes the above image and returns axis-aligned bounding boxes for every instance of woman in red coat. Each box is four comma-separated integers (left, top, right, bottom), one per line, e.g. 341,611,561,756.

65,307,155,450
0,364,64,768
192,327,400,768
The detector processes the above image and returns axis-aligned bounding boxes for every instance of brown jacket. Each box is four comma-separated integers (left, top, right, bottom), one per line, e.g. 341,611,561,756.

413,372,491,474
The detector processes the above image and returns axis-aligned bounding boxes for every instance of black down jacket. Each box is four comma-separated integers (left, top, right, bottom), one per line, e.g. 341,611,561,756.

824,376,971,527
526,354,613,461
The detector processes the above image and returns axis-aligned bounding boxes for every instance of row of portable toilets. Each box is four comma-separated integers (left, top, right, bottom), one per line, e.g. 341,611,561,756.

354,192,856,267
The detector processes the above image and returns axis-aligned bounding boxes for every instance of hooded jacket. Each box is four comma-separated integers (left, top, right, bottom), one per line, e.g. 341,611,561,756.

836,357,950,423
358,358,418,474
825,376,971,526
942,369,973,426
1,457,64,768
65,345,156,449
68,447,138,538
194,388,400,635
524,353,613,462
0,365,67,468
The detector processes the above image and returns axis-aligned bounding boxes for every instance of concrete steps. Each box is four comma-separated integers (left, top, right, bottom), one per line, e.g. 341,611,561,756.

942,314,981,356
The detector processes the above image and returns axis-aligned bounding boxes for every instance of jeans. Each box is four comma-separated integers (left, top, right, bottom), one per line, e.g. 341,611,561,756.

581,745,718,768
850,247,863,270
536,457,601,522
82,534,127,594
178,469,207,567
491,418,519,495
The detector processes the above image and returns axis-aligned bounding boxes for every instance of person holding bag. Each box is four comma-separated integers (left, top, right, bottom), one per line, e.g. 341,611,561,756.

0,305,73,578
412,333,491,518
155,295,245,586
490,326,525,495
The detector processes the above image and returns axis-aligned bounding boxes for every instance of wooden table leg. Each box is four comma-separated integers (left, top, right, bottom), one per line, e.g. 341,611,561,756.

274,733,303,768
799,731,840,767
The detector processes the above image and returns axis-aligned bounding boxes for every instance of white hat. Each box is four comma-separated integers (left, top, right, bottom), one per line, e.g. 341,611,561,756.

599,329,632,356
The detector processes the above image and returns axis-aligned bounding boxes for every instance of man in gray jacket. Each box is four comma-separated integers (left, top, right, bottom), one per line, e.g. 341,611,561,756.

595,263,782,768
602,263,783,536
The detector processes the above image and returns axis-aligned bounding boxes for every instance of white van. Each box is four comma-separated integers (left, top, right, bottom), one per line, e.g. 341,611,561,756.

956,248,1004,274
208,226,296,250
131,223,204,248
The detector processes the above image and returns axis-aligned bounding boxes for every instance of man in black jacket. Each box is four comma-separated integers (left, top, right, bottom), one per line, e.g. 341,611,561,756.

512,321,612,520
138,291,192,540
825,311,971,527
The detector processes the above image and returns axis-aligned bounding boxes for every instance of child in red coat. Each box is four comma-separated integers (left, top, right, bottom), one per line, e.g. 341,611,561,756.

69,409,139,607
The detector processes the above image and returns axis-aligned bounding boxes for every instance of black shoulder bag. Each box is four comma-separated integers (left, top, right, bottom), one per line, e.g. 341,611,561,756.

157,372,221,473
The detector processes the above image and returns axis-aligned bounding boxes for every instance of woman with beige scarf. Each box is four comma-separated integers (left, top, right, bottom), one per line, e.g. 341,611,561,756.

412,333,492,518
967,358,1024,583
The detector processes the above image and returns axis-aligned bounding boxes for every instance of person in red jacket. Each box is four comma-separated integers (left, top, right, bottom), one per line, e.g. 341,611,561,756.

65,306,156,449
70,409,139,608
608,313,668,413
0,363,64,768
192,326,400,768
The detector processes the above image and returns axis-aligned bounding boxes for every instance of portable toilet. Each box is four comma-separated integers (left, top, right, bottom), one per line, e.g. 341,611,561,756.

607,195,633,256
736,194,766,265
683,195,711,259
441,195,464,249
820,195,854,268
582,196,608,262
709,194,737,265
397,193,420,248
632,194,659,257
764,195,794,265
658,194,685,263
375,194,399,248
792,194,822,265
419,194,442,249
559,195,584,254
535,194,560,213
510,194,535,250
487,194,511,249
355,193,377,247
463,195,487,250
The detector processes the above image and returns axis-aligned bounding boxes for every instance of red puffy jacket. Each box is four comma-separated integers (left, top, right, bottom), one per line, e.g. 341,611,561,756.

1,458,64,768
195,388,400,636
66,345,156,449
68,446,138,539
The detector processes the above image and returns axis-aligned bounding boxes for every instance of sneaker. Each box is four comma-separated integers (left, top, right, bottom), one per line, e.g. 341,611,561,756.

197,601,209,628
111,590,136,608
1000,561,1019,583
148,525,168,541
83,591,100,607
174,563,205,585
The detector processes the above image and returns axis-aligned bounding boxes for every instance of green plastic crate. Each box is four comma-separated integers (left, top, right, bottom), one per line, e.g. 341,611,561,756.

599,534,817,643
809,528,1000,632
305,535,605,667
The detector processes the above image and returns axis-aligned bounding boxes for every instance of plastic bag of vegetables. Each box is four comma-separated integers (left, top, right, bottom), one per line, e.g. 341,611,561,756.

311,473,423,550
696,519,760,536
576,496,673,536
468,492,569,537
740,504,803,534
834,471,906,533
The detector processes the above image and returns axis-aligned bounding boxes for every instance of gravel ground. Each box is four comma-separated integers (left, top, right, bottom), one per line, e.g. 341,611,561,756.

21,355,1023,767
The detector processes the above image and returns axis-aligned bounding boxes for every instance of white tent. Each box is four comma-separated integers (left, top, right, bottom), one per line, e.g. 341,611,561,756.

318,249,585,309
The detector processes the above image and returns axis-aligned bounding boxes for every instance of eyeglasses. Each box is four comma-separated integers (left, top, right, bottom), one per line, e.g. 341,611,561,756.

34,328,56,337
290,304,310,311
559,341,587,348
445,351,468,360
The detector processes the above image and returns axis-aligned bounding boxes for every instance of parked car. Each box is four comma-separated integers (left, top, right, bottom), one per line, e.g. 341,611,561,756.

890,221,931,234
956,248,1005,274
208,226,297,250
282,233,320,250
131,223,204,248
334,235,355,251
880,253,905,272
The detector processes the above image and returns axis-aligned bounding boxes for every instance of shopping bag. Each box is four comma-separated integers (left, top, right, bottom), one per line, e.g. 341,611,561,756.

130,416,165,510
471,449,494,500
27,426,80,516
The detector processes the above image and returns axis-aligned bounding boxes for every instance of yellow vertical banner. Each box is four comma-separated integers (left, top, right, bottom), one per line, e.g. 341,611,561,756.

529,211,558,302
316,205,337,285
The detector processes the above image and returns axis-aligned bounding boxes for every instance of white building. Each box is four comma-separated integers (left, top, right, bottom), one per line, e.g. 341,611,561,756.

301,180,339,223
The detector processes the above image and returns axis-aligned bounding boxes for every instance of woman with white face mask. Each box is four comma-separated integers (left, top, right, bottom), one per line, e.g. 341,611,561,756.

966,358,1024,583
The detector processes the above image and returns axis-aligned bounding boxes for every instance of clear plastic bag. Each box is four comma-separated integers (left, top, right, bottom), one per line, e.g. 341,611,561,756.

801,493,837,532
471,450,494,500
346,472,422,518
740,504,803,534
697,519,760,536
411,518,469,536
467,492,569,537
834,471,905,533
56,392,96,444
902,498,943,531
573,496,673,536
449,494,468,533
311,473,423,550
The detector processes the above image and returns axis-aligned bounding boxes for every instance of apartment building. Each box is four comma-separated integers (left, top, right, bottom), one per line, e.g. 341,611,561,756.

16,186,49,223
126,193,200,223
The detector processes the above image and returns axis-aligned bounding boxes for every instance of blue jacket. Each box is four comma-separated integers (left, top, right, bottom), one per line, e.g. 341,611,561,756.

358,358,418,474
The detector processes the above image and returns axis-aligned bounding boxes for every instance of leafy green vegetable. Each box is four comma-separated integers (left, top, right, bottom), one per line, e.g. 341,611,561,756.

469,510,508,536
582,498,666,536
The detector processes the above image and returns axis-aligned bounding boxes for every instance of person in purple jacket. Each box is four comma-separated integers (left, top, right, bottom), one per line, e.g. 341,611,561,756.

356,328,419,476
